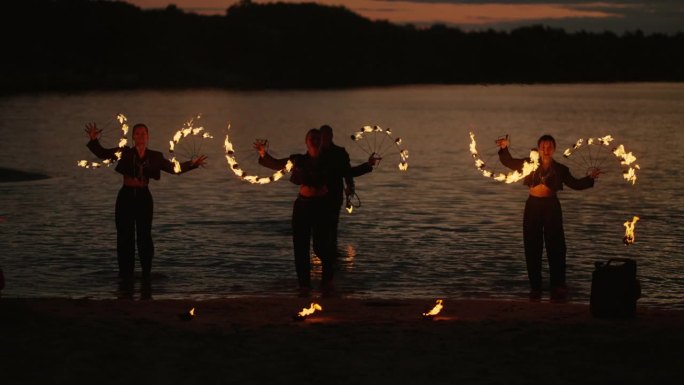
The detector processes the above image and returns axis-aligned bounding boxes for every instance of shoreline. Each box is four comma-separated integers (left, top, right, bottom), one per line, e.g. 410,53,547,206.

1,297,682,384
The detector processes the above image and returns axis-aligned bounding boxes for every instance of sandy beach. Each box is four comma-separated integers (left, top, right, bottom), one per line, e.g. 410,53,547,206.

1,296,682,384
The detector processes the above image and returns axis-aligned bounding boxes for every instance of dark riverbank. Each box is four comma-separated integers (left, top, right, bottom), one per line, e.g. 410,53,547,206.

1,297,682,384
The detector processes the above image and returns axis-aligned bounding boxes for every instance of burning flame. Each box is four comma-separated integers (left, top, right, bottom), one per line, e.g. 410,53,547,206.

422,299,444,318
78,113,128,169
469,132,539,183
297,303,323,318
623,216,639,245
167,114,212,174
224,123,293,184
351,125,408,171
189,307,195,316
563,135,638,185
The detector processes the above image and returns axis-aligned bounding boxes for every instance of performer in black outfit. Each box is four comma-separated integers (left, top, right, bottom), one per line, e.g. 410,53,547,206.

85,122,206,282
253,129,333,292
319,125,376,255
497,134,599,302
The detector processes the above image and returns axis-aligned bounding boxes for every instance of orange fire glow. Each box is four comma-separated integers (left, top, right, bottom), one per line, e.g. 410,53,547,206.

422,299,444,318
623,216,639,245
296,303,323,319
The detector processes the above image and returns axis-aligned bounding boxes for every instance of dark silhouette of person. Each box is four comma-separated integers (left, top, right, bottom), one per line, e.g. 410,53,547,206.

319,125,377,255
497,134,599,302
85,122,207,283
253,129,334,294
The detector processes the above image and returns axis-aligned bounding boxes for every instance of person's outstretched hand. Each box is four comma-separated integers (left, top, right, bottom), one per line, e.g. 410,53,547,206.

253,139,268,157
84,122,102,140
192,154,208,167
495,136,509,149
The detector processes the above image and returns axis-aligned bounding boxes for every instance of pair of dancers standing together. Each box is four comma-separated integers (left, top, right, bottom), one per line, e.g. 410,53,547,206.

85,121,599,301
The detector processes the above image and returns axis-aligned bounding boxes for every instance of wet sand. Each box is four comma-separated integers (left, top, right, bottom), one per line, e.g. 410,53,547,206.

1,296,682,384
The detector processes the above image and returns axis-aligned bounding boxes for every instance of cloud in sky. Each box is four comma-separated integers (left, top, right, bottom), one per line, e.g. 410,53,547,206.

126,0,683,34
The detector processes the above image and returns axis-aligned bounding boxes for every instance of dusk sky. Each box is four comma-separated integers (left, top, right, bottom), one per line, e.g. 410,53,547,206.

125,0,683,34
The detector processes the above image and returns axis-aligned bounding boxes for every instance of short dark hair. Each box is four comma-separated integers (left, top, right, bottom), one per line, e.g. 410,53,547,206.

537,134,556,148
132,123,148,135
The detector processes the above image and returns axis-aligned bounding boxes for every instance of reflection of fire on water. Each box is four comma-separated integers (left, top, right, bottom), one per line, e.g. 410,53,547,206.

422,299,444,318
623,216,640,245
294,303,323,321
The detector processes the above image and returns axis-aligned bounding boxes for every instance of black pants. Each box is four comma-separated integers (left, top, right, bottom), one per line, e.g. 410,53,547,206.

523,195,566,291
292,195,332,288
115,186,153,279
329,195,343,253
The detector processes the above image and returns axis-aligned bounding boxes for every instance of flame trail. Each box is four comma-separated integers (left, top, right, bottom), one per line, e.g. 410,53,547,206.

351,125,408,171
224,123,293,184
469,132,539,183
623,216,640,245
78,113,128,169
563,135,638,185
168,114,212,174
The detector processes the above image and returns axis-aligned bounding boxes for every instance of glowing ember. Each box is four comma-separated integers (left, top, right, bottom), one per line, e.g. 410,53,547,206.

294,303,323,320
223,123,293,184
351,125,408,171
623,216,640,245
422,299,444,318
469,132,539,183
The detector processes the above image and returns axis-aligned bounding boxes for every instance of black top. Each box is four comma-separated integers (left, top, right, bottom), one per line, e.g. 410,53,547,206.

259,152,327,188
319,143,372,198
87,139,197,181
498,147,594,192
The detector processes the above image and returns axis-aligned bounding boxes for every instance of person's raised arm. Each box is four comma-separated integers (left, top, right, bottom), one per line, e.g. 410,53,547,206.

85,122,119,160
254,139,289,170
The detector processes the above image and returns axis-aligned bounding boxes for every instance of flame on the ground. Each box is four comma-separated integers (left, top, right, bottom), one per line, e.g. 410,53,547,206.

297,303,323,318
469,132,539,183
623,216,640,245
224,123,293,184
189,307,195,317
422,299,444,318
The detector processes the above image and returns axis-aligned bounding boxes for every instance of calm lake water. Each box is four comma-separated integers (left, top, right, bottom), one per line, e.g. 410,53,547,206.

0,83,682,309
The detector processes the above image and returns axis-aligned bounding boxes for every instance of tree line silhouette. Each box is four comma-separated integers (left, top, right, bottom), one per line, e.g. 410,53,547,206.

1,0,682,94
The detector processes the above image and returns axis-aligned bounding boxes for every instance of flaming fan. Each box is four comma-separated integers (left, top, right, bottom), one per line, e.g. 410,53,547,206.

224,123,293,184
350,125,408,171
562,135,640,185
77,113,129,169
468,132,540,183
168,114,213,174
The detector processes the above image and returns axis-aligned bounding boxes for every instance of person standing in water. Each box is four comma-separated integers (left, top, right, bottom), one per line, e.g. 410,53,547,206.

497,134,599,302
85,122,207,283
254,128,334,294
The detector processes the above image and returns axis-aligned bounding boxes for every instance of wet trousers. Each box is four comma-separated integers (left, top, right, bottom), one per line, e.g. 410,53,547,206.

292,195,333,288
523,195,566,291
115,186,153,279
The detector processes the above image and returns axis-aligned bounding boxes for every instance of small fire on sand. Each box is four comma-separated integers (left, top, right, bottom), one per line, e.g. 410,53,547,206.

623,216,640,245
178,307,195,321
422,299,444,319
293,303,323,321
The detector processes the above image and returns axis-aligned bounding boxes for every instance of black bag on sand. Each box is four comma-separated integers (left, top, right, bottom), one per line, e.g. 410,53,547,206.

590,258,641,318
